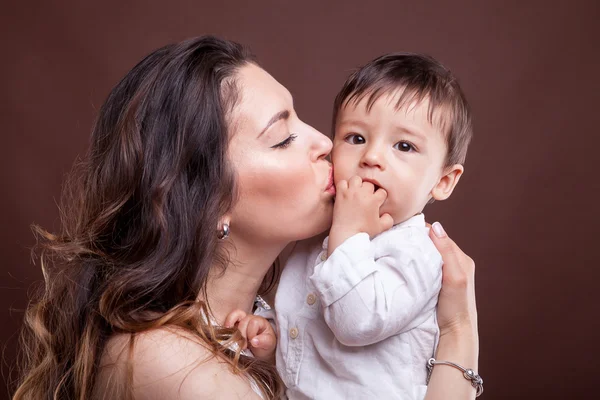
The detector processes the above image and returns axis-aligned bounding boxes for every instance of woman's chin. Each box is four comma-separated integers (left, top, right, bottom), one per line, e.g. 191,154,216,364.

297,213,333,241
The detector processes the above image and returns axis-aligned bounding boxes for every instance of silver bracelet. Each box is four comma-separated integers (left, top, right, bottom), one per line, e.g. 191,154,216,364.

427,357,484,397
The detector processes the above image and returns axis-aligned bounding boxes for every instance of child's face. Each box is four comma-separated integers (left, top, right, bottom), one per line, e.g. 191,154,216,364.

332,91,452,223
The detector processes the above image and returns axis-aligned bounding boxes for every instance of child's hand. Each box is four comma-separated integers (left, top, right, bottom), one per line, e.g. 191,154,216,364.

328,176,393,256
224,309,277,362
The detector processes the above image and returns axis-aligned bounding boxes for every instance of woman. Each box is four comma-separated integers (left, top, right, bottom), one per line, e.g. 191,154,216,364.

14,36,479,399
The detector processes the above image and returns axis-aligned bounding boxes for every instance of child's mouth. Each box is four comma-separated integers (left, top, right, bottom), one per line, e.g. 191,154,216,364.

362,178,383,192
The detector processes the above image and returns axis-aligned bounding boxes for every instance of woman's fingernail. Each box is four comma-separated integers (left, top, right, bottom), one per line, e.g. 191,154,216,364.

432,222,447,238
251,338,259,346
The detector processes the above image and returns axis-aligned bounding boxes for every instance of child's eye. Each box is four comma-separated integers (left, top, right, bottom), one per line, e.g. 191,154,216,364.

344,134,365,145
394,141,416,152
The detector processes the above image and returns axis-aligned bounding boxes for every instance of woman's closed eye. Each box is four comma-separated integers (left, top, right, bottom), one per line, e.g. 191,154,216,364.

344,133,365,145
271,133,297,149
394,140,417,152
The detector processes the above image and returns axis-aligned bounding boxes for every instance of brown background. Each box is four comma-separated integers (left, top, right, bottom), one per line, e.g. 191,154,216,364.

2,1,599,399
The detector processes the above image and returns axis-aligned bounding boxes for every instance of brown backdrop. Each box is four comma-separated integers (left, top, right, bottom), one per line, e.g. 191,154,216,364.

2,1,599,399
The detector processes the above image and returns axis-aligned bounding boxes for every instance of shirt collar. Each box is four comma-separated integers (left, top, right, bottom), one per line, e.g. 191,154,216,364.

391,213,426,231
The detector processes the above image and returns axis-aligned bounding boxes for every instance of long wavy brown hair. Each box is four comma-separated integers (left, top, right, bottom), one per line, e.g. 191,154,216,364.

13,36,284,400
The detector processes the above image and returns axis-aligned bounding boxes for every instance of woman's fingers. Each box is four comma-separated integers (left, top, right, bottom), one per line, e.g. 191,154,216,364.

430,222,457,260
429,221,474,286
428,221,478,335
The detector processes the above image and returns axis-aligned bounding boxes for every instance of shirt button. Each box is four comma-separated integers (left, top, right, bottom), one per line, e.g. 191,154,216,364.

289,327,299,339
320,252,327,261
306,293,316,306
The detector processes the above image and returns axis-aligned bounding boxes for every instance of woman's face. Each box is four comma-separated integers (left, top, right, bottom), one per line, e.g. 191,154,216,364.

227,64,335,245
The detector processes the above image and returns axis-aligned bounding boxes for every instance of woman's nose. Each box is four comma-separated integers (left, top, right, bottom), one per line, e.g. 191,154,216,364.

310,130,333,161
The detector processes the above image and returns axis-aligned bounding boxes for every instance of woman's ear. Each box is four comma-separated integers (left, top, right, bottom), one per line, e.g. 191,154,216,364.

431,164,464,201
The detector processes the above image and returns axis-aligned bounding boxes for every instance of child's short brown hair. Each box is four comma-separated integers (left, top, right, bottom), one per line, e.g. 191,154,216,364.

333,53,473,167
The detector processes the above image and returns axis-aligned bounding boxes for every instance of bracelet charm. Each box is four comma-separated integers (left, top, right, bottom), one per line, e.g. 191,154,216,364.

426,357,484,397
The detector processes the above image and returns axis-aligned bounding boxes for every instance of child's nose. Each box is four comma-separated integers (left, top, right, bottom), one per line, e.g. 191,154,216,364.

360,145,386,170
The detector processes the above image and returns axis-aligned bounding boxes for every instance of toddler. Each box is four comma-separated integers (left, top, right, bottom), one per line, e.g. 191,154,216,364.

228,52,473,399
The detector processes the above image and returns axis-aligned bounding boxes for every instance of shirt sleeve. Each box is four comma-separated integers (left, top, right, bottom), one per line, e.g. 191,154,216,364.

309,229,442,347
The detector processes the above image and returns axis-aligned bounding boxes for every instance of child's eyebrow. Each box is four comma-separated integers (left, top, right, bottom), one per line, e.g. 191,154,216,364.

337,119,369,129
393,126,428,142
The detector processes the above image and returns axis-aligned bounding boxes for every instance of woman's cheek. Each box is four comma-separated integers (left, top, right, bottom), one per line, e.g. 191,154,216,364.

269,164,313,205
245,158,308,205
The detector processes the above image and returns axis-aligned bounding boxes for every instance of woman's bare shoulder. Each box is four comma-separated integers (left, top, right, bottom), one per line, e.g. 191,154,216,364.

96,327,262,400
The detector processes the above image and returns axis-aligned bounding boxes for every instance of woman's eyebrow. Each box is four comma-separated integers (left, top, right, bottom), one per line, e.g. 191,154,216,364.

257,110,290,138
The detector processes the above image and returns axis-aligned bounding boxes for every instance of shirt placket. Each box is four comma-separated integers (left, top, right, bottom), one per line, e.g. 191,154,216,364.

285,244,327,386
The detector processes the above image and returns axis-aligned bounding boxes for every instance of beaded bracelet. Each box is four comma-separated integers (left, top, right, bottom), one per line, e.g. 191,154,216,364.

426,357,484,397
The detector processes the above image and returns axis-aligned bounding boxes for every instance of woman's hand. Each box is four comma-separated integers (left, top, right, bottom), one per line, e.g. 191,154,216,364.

424,221,480,400
428,222,478,339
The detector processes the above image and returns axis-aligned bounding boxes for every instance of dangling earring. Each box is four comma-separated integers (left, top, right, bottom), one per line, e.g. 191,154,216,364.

218,223,230,239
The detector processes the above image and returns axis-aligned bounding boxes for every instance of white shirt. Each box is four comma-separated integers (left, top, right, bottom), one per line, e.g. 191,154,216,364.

274,214,442,399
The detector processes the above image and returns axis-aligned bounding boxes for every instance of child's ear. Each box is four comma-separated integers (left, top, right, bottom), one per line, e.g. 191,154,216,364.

431,164,464,201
